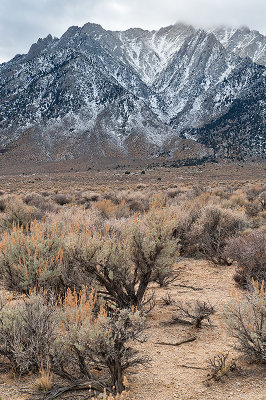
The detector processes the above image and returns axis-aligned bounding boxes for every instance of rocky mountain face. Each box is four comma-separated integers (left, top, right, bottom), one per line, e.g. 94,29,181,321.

212,26,266,66
0,22,265,162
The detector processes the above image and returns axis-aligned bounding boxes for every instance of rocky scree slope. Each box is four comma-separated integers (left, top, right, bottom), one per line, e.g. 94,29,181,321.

0,23,265,161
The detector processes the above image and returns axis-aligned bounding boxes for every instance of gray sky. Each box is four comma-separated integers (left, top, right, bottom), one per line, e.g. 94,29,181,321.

1,0,265,64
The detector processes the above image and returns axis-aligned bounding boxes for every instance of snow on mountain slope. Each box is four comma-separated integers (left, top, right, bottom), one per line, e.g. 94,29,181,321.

153,30,264,133
212,26,266,66
115,24,195,84
0,22,265,161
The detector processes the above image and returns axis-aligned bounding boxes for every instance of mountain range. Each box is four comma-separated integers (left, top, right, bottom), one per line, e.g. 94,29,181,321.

0,22,265,163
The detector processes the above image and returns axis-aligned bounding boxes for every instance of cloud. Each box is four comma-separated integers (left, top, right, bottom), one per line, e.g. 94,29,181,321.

0,0,265,63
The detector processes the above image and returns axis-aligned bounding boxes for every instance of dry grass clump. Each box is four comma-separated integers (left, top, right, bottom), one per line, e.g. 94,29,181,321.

90,389,133,400
224,229,266,288
35,361,53,391
91,393,133,400
207,353,236,381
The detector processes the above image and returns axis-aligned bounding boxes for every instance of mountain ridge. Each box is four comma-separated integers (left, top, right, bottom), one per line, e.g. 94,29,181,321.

0,22,265,162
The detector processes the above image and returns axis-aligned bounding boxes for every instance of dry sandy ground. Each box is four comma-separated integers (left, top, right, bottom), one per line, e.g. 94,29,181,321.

0,161,265,194
0,259,265,400
127,259,266,400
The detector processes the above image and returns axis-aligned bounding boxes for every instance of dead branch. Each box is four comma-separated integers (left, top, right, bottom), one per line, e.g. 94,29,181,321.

160,317,194,326
173,284,203,291
41,380,111,400
154,336,196,346
176,364,207,370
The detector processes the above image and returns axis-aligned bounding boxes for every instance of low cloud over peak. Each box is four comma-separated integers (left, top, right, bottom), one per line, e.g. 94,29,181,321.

0,0,265,63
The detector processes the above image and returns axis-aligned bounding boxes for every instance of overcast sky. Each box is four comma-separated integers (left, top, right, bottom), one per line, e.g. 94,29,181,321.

0,0,265,64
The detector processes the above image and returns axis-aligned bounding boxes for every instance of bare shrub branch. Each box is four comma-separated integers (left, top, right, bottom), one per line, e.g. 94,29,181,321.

172,300,215,328
223,281,266,363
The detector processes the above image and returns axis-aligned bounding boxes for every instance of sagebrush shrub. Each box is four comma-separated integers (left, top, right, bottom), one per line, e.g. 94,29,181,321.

76,202,179,308
114,190,150,213
0,198,6,212
0,221,66,293
258,191,266,210
47,206,104,233
53,193,72,206
189,205,246,264
224,281,266,363
84,191,102,202
246,187,262,202
0,294,57,374
55,289,147,393
224,229,266,287
0,289,147,395
173,203,202,255
173,203,246,262
95,199,130,219
244,201,261,217
24,193,58,213
0,196,37,231
166,188,182,199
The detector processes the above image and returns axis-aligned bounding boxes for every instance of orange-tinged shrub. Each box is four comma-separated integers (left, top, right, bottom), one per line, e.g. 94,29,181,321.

56,288,147,393
95,199,130,219
76,203,180,308
0,196,37,231
0,221,66,293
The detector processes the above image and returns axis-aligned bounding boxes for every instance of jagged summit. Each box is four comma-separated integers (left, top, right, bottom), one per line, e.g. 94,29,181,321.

211,25,266,65
26,34,56,61
0,22,265,162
